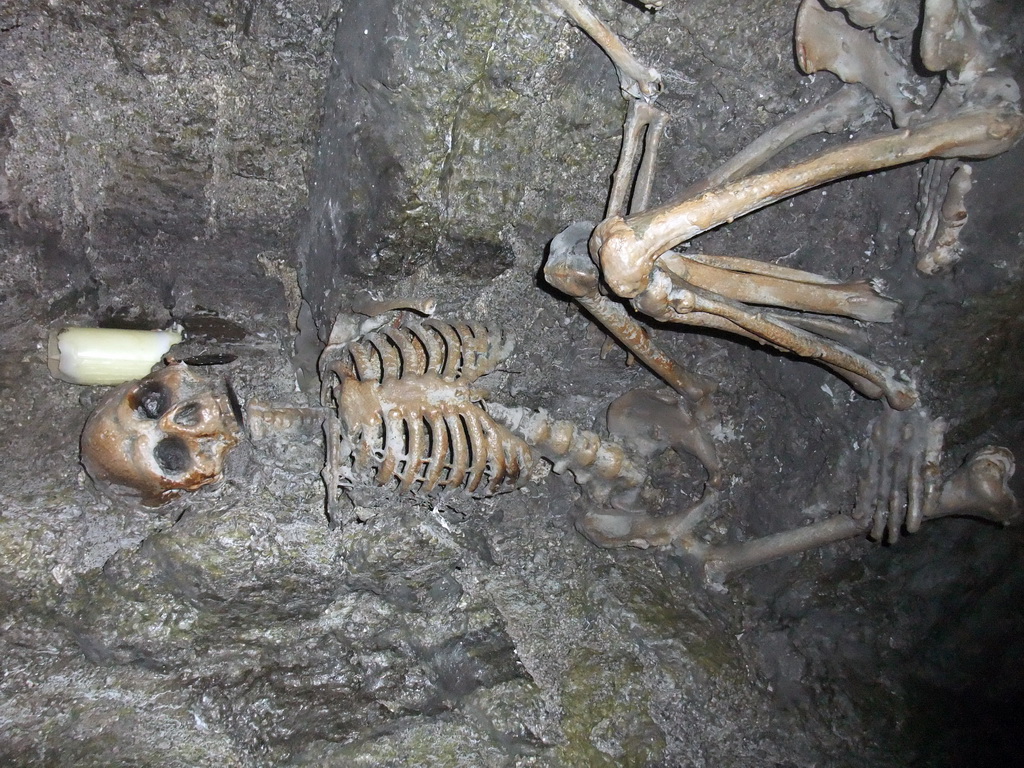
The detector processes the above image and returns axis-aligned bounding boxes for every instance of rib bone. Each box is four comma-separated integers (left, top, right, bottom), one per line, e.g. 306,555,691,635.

321,315,665,523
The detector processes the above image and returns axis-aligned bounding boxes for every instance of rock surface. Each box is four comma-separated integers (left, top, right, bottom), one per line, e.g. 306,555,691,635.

1,0,1023,765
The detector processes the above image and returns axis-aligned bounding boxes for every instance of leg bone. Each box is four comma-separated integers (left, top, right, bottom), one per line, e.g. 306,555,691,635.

592,108,1024,301
607,100,670,217
658,250,898,323
683,84,878,197
634,269,918,409
701,514,865,586
545,222,716,404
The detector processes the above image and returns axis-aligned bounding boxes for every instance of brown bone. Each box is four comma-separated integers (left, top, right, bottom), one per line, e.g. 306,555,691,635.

592,109,1024,300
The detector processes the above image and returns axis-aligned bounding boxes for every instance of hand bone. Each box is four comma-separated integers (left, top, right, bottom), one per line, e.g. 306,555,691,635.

699,410,1018,584
854,407,947,542
855,408,1020,539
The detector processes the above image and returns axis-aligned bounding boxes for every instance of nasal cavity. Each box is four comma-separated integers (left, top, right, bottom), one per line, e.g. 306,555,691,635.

172,402,202,427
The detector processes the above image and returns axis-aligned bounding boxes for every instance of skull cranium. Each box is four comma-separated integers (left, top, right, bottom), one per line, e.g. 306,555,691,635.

80,363,242,505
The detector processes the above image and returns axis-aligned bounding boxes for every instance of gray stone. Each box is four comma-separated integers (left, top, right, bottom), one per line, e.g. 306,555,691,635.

2,0,1023,765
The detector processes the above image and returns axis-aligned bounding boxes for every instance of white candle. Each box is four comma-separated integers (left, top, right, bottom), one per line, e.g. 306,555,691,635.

48,326,184,385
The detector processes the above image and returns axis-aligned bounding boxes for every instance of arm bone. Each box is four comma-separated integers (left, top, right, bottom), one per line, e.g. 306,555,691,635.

551,0,662,99
634,269,918,409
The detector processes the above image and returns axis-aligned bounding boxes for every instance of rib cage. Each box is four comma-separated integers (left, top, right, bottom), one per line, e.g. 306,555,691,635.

322,320,538,503
343,379,538,496
321,316,654,518
335,320,513,385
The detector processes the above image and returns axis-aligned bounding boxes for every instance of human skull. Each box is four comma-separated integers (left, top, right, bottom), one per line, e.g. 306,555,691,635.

81,363,242,505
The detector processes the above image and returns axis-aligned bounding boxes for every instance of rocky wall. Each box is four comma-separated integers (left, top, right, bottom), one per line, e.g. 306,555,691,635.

1,0,1022,765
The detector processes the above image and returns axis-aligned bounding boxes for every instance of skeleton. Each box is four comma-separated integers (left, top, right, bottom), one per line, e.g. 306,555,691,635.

80,311,670,527
78,0,1021,582
547,0,1023,415
80,307,1019,584
538,0,1023,572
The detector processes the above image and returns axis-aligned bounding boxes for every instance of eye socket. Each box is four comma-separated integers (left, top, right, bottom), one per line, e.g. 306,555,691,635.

130,381,171,420
154,437,191,474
